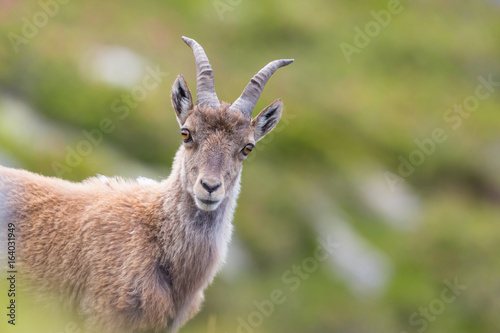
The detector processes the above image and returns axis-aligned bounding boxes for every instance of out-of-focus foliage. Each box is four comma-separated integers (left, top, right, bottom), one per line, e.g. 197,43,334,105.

1,0,500,332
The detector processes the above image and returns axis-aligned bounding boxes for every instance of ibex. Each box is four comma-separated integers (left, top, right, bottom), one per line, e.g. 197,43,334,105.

0,37,293,332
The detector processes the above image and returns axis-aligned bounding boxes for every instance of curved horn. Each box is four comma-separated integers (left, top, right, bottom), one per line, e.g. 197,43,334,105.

181,36,220,107
229,59,294,117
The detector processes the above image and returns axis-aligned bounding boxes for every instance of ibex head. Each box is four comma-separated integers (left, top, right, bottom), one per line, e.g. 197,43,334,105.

171,37,293,211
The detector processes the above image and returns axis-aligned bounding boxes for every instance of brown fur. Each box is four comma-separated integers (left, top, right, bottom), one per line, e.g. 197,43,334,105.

0,89,283,332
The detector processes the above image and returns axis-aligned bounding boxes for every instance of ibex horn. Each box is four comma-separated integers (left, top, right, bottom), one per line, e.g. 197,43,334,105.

229,59,294,117
182,36,220,107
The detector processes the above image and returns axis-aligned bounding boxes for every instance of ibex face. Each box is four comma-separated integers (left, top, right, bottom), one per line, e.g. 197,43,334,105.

171,37,293,211
173,101,253,211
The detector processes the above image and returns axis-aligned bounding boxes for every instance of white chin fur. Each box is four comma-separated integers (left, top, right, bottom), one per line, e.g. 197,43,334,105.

194,197,222,211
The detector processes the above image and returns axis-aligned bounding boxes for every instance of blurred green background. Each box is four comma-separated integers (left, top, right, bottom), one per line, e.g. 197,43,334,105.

1,0,500,332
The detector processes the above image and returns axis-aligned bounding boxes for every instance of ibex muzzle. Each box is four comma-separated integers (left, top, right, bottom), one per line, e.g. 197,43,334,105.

194,150,226,210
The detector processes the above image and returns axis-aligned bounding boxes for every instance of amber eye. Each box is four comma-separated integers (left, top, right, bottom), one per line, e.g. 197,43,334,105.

242,144,254,156
181,129,191,142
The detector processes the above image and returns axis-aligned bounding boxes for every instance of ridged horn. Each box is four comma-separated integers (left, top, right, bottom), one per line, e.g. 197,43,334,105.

181,36,220,107
229,59,294,117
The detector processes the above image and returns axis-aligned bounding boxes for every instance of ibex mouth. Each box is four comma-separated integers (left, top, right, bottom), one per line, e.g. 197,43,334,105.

194,196,222,211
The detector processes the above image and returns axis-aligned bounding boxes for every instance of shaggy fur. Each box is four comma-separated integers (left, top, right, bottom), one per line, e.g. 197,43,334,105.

0,80,284,332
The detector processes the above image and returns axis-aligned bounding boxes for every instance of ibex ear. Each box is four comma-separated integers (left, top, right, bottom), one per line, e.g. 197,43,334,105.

251,99,283,142
171,74,194,126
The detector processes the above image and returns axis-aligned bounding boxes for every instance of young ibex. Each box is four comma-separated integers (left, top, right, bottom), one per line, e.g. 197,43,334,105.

0,37,293,332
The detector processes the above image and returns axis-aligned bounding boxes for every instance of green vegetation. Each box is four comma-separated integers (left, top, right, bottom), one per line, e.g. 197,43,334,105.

1,0,499,332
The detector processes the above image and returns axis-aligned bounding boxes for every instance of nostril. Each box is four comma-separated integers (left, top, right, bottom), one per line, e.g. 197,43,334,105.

201,180,221,194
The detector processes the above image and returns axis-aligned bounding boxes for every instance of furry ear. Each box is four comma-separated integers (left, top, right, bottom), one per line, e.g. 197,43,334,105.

171,74,194,126
251,99,283,142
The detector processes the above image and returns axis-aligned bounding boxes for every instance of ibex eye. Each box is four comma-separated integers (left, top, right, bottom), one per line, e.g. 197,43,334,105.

180,129,191,142
242,144,254,156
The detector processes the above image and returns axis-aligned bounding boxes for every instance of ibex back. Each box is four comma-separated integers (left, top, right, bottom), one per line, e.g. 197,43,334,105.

0,36,293,333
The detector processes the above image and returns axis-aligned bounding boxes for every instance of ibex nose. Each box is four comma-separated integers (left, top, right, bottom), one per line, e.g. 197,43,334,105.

201,180,221,194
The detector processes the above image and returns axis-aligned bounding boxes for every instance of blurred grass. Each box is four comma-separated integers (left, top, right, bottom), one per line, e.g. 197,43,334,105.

1,0,500,332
